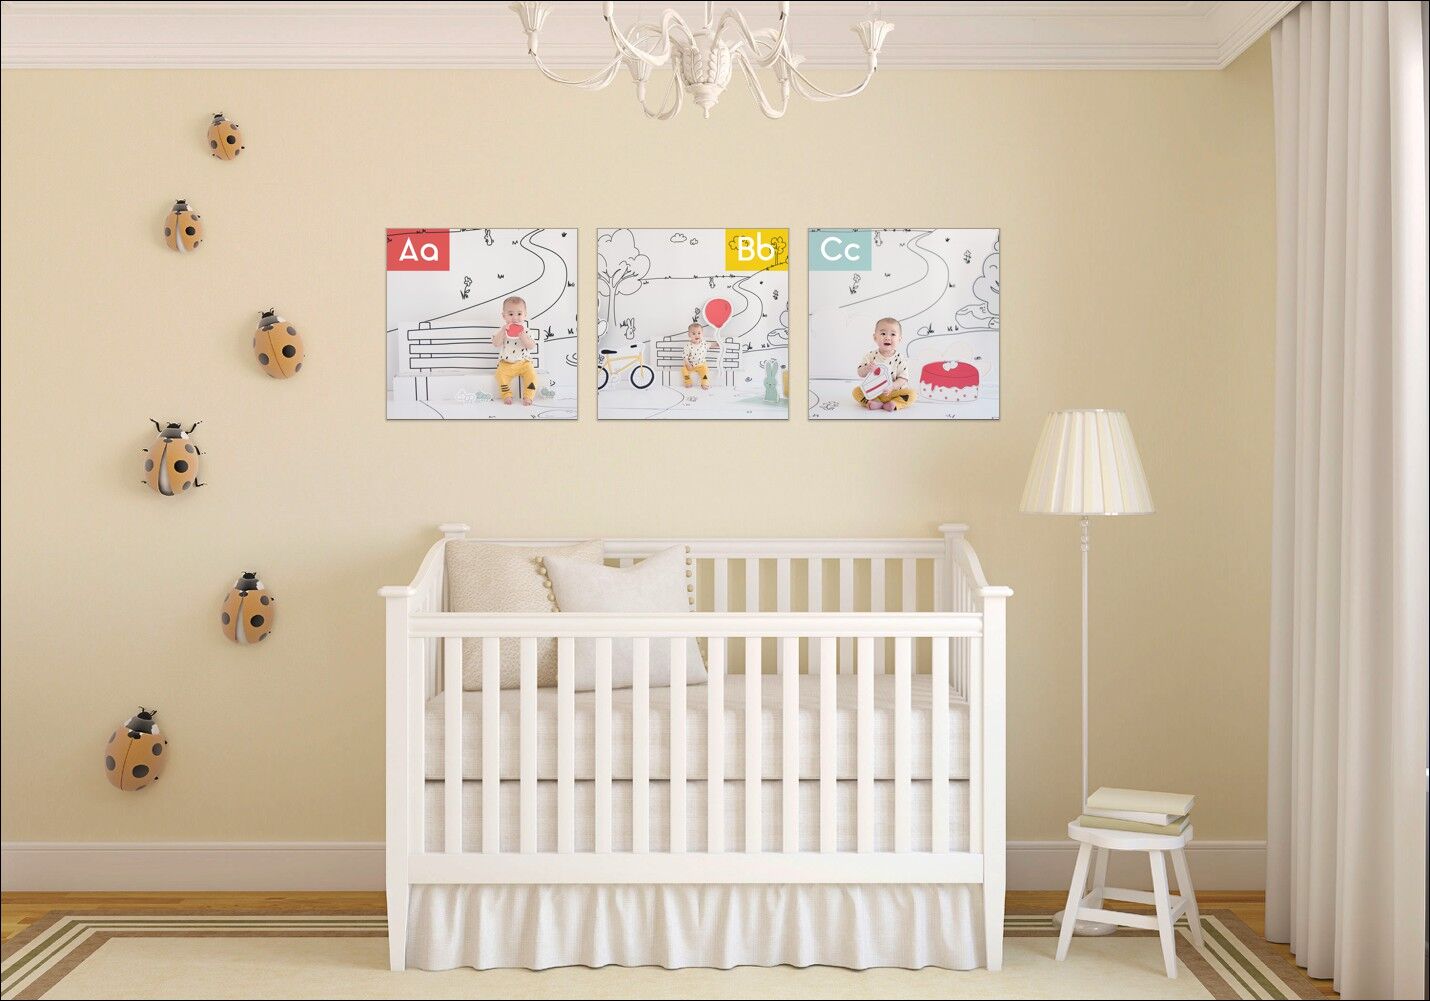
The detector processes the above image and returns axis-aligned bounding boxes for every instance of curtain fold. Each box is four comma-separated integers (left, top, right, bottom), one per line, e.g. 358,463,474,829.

1266,3,1428,999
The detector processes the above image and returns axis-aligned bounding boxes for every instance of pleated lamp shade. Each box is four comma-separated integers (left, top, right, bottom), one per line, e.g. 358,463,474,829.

1020,410,1154,515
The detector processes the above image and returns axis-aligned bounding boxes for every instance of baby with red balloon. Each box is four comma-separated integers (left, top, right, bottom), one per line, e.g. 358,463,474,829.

490,296,539,405
687,296,732,391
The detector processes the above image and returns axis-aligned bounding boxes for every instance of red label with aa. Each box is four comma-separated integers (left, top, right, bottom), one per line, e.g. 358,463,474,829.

386,229,450,271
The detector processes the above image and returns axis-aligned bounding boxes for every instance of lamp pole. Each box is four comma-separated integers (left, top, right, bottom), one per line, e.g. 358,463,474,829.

1081,515,1090,813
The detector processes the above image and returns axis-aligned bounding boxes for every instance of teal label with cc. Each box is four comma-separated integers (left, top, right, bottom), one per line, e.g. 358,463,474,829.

809,229,871,271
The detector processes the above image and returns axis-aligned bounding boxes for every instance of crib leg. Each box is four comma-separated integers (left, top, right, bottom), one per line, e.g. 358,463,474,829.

386,881,407,971
983,876,1006,971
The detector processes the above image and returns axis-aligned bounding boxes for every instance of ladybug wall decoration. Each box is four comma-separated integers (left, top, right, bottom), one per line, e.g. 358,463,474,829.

254,309,305,378
206,112,244,160
163,199,203,253
142,420,204,496
221,571,275,644
104,708,169,791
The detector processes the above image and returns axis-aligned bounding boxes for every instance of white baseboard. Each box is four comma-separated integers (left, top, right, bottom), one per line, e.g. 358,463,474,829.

1,840,1265,892
1005,839,1266,892
0,842,384,892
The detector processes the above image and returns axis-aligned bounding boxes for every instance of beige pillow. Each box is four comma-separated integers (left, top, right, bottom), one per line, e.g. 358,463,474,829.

446,540,604,690
541,545,707,691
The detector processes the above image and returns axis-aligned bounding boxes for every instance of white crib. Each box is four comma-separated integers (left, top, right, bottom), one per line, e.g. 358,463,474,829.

380,524,1010,971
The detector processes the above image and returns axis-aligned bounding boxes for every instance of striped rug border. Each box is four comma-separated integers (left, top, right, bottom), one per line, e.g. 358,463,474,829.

2,908,1327,1000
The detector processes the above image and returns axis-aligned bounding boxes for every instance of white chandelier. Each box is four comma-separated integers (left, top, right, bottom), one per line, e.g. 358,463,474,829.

510,2,894,120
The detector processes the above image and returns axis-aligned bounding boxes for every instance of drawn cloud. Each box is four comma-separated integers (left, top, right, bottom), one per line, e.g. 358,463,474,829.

669,232,688,243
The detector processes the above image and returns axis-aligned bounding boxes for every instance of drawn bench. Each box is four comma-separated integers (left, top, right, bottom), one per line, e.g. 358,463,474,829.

654,332,738,387
405,322,541,375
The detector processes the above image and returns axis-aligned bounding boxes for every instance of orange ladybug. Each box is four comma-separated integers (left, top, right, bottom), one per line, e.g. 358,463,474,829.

206,112,244,160
104,708,168,791
254,309,305,378
163,199,203,253
222,571,275,644
142,420,204,496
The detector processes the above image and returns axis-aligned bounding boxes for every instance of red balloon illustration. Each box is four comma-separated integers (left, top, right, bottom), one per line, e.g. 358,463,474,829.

703,297,733,330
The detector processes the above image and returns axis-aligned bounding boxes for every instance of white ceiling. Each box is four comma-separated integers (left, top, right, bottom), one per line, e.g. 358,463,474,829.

0,1,1298,70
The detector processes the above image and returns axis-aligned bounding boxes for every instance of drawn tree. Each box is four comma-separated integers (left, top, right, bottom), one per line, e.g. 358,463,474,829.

596,229,650,342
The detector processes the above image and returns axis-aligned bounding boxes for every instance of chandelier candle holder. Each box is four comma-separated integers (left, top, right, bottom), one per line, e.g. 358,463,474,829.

511,2,893,120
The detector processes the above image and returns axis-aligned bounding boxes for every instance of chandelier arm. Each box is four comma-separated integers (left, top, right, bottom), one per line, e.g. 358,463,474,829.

715,3,791,67
731,51,791,120
786,58,879,102
603,5,690,69
640,71,686,121
525,50,628,90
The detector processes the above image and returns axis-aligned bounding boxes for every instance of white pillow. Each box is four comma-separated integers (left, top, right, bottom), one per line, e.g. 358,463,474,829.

446,539,604,690
541,545,708,691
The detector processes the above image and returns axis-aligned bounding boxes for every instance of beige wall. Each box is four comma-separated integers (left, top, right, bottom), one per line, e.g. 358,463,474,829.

0,43,1276,845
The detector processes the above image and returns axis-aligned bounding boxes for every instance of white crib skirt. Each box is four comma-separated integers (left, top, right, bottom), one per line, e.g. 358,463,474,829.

406,882,985,971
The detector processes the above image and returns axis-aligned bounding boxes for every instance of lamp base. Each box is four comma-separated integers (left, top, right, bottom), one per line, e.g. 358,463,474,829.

1053,909,1118,936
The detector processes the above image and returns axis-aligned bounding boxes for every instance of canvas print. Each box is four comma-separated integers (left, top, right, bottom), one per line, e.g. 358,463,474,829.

385,228,578,419
807,228,1000,420
596,228,790,420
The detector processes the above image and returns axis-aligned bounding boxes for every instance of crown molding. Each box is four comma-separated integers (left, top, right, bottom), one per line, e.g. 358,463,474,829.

0,1,1298,70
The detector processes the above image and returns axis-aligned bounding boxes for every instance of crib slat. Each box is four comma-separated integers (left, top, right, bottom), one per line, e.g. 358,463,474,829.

519,636,537,854
557,637,575,855
409,636,425,856
714,558,729,613
856,636,874,852
968,636,984,854
632,638,650,854
481,637,500,854
776,559,791,672
782,636,799,852
838,559,854,674
595,638,613,853
931,635,950,853
819,636,837,853
443,637,462,854
745,636,762,852
707,638,725,853
808,558,824,674
894,636,912,852
871,559,886,673
670,638,688,853
902,558,918,612
745,558,760,612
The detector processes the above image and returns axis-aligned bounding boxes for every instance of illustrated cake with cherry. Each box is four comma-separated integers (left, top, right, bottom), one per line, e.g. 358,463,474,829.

919,360,981,402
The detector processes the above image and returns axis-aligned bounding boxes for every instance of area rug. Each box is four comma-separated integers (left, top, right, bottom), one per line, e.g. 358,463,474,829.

2,910,1325,1000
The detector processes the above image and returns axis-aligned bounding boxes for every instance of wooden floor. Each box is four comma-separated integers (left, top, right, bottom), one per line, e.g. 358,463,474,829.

2,891,1336,997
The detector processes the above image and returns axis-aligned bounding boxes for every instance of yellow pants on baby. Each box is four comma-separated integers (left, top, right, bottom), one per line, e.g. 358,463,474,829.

683,362,710,387
496,359,537,402
853,385,917,409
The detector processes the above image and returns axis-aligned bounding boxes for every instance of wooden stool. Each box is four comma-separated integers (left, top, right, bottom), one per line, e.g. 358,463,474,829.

1054,821,1203,978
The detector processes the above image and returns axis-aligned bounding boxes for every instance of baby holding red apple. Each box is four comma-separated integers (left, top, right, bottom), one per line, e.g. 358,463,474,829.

490,295,538,405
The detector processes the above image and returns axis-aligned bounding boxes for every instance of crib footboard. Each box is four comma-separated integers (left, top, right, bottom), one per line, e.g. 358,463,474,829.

381,525,1009,971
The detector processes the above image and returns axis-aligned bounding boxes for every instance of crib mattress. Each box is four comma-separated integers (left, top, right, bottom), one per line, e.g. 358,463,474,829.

423,779,970,854
424,674,969,782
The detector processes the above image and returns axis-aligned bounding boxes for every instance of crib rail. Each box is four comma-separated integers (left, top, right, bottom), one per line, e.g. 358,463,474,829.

381,524,1009,971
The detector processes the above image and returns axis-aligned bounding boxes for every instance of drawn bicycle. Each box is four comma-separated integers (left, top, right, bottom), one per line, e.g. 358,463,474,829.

596,349,655,390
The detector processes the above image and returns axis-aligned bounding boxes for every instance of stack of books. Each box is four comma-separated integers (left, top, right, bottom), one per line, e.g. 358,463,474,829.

1077,787,1195,836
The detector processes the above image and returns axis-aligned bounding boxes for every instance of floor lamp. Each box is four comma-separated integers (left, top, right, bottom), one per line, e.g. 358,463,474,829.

1020,409,1154,935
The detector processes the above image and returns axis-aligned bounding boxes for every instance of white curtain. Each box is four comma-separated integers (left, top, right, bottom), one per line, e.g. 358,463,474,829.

1267,3,1429,999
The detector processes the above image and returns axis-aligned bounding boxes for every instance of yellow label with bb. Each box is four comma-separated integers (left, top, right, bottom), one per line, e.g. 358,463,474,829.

724,228,789,272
